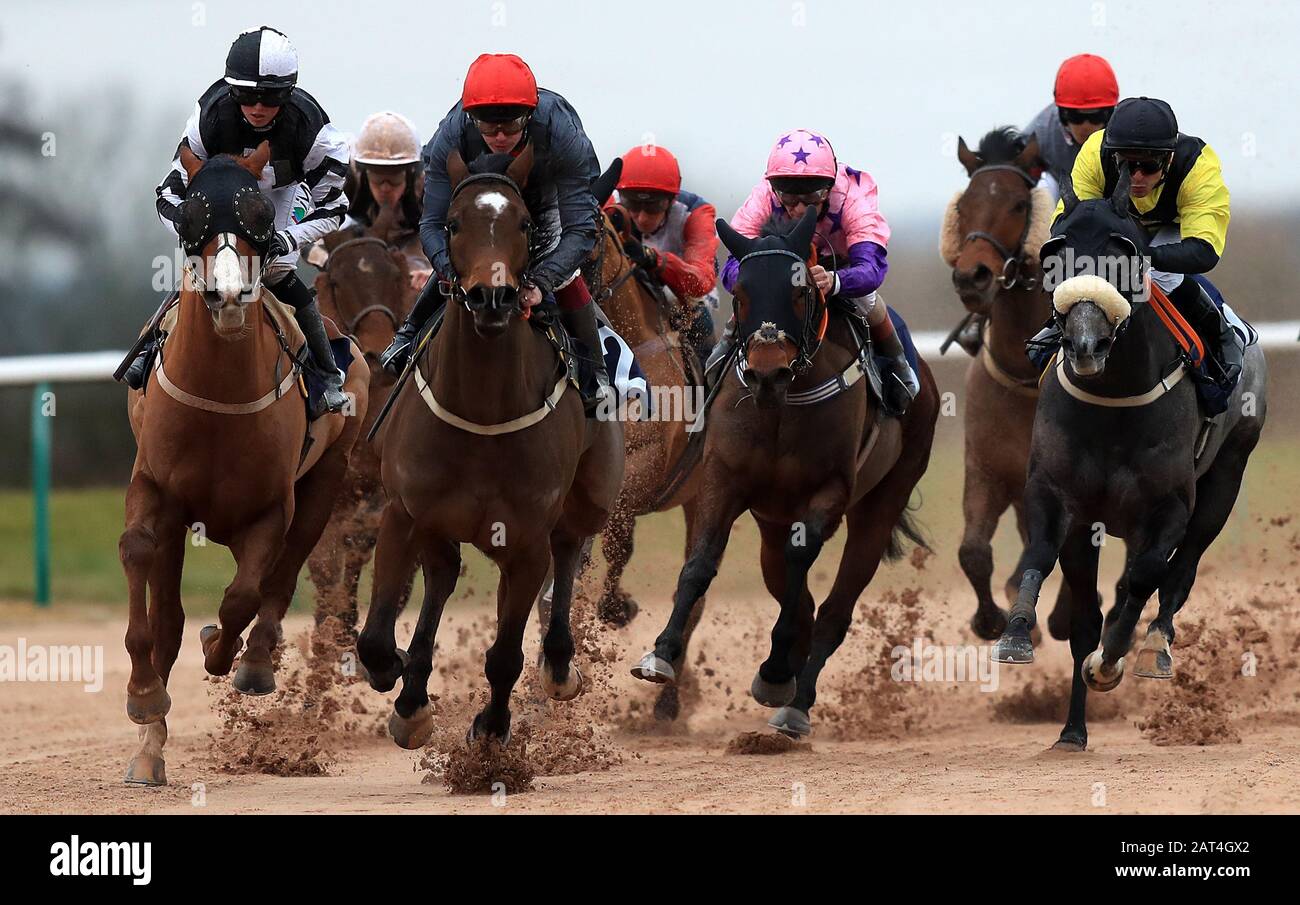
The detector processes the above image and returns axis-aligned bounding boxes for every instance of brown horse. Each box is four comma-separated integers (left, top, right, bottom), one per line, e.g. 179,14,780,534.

581,193,709,721
357,144,624,748
306,209,422,645
945,130,1128,642
120,144,369,785
632,207,939,738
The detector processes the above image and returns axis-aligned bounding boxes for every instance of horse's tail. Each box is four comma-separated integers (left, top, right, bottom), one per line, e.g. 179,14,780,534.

883,507,929,562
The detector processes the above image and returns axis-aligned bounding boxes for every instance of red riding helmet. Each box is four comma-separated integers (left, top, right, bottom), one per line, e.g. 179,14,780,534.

461,53,539,110
618,145,682,196
1054,54,1119,109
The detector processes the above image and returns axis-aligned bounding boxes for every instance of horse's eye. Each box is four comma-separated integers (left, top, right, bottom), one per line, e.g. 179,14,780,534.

446,219,459,235
520,220,532,233
1013,200,1029,213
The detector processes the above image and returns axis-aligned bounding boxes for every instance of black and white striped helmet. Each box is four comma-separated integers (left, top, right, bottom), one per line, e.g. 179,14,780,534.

224,26,298,94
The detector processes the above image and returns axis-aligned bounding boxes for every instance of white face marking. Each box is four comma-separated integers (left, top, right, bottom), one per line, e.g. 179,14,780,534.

476,191,510,216
212,235,247,306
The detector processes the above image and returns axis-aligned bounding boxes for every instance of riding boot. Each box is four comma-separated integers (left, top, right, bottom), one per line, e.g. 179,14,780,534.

560,302,612,416
122,338,158,390
956,313,986,356
1168,278,1244,389
271,272,347,418
870,313,920,415
1025,318,1063,373
380,277,443,376
703,317,738,388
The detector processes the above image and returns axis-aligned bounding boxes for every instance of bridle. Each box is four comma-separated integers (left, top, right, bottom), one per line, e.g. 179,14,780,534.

586,209,639,303
322,235,404,334
735,247,826,376
960,164,1039,290
438,171,534,311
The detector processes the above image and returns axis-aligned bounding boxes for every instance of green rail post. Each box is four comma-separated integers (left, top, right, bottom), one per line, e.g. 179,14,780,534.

32,381,51,606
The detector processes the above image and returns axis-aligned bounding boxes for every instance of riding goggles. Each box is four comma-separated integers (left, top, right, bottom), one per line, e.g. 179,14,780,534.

620,191,673,214
1059,106,1113,126
776,187,831,207
228,84,294,107
1114,153,1169,176
469,113,530,137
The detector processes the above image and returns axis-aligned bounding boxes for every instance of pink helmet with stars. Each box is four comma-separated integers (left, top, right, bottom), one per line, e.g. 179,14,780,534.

764,129,838,180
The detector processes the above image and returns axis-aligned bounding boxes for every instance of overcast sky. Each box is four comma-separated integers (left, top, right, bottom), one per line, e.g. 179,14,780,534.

4,0,1297,224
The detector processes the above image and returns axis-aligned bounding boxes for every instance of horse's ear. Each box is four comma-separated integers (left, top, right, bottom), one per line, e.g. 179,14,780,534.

506,141,534,189
716,218,754,259
788,204,819,258
239,141,271,178
1110,165,1132,217
591,158,622,207
446,149,470,191
957,136,982,176
179,144,203,182
1015,134,1040,172
1058,172,1079,219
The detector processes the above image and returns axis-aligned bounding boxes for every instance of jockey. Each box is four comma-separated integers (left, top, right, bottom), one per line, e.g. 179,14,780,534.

345,110,423,235
1025,54,1120,203
956,55,1120,358
125,26,351,418
708,129,920,411
1033,96,1243,391
608,144,719,368
379,53,612,410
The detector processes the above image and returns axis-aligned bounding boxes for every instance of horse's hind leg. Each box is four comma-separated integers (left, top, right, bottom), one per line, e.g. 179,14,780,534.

1054,526,1102,752
125,518,186,786
358,501,421,693
1140,439,1257,679
596,502,638,626
201,507,287,678
539,530,585,701
958,468,1013,641
752,514,821,708
1085,497,1190,689
389,538,459,749
120,475,172,726
471,548,551,743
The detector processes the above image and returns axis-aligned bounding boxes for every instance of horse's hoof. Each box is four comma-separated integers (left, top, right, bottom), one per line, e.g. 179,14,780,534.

389,703,435,750
1133,632,1173,679
1050,736,1087,753
768,706,811,738
125,682,171,725
466,715,511,748
1081,649,1124,692
598,594,639,627
200,624,243,672
540,660,583,702
969,607,1008,641
991,632,1035,664
124,754,167,786
750,671,797,708
653,685,681,722
232,660,276,696
631,652,675,684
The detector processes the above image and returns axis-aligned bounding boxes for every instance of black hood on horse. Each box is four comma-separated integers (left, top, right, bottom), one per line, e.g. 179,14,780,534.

716,205,820,352
177,155,276,257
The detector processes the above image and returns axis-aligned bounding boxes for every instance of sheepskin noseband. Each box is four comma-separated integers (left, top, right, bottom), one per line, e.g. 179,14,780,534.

940,186,1054,267
1052,274,1132,325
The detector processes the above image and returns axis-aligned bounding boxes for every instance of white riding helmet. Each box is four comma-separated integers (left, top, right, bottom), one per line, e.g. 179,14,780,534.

353,112,421,166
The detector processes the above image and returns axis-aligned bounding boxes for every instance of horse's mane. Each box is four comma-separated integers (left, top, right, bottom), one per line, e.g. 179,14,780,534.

976,126,1029,165
468,152,516,176
759,212,799,239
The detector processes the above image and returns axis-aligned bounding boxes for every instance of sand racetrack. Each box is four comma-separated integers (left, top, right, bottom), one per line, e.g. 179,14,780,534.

3,541,1298,814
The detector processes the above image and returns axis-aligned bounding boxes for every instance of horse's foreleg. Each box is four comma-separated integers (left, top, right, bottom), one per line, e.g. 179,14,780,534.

202,506,287,680
540,530,585,701
120,475,172,726
596,503,638,626
472,548,551,744
1055,526,1102,751
958,466,1013,641
389,537,459,750
654,497,706,721
749,516,816,708
357,501,420,693
992,477,1069,665
634,486,742,684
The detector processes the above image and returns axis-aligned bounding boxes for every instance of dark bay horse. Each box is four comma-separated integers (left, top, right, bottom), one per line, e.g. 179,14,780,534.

121,144,369,784
306,210,421,645
631,207,939,738
357,145,624,748
991,171,1267,751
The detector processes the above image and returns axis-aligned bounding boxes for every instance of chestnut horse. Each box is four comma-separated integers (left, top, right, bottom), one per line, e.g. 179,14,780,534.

306,209,422,645
121,145,369,785
632,207,939,738
357,145,624,748
946,129,1127,643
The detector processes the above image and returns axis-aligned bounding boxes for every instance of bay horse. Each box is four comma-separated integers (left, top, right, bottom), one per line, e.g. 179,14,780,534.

121,144,369,785
580,162,708,721
357,144,624,748
306,208,422,645
631,207,939,738
945,129,1129,642
991,171,1267,751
